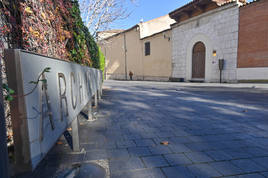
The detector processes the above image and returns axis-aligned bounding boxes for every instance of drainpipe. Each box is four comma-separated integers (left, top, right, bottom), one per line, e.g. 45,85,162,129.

141,39,144,81
123,33,128,80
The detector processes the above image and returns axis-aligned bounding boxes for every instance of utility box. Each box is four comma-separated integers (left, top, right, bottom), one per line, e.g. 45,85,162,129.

219,59,224,83
219,59,224,70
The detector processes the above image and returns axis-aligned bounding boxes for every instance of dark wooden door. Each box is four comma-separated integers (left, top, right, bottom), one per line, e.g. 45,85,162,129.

192,42,205,79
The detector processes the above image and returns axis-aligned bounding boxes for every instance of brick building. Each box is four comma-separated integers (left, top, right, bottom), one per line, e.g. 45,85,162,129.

237,0,268,81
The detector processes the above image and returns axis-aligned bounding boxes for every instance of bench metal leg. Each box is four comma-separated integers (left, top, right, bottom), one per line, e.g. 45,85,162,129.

94,94,98,108
98,90,101,100
88,100,93,121
71,117,80,152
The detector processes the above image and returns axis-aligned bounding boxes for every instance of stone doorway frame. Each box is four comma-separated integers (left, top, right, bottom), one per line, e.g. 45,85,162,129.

186,34,213,82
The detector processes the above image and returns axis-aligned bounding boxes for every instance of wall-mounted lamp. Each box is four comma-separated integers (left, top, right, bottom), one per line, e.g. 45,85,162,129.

213,50,217,57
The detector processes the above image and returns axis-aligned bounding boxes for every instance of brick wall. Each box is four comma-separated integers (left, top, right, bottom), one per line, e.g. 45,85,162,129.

238,0,268,68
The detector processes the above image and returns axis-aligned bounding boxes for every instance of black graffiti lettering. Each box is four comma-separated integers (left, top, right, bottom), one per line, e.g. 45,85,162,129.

40,74,54,141
70,72,77,110
58,73,68,121
78,73,83,104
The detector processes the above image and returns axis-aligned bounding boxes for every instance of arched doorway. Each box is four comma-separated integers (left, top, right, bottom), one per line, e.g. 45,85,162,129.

192,41,206,79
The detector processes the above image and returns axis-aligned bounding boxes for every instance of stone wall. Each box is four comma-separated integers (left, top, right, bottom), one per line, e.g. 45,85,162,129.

142,30,172,81
103,32,126,80
171,3,239,83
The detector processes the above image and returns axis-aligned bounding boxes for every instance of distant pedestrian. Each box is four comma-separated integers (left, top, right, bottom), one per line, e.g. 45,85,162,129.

129,71,133,80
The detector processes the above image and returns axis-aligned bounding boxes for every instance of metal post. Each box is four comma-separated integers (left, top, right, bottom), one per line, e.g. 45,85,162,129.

0,71,10,178
97,90,101,100
94,94,98,108
99,82,103,97
219,59,224,84
220,70,222,83
71,117,80,152
87,100,93,121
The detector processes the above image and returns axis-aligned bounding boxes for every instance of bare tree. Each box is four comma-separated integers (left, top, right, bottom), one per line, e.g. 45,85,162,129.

79,0,136,37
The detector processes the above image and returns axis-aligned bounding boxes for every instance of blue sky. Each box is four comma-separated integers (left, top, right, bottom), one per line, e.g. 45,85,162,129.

110,0,253,30
110,0,192,29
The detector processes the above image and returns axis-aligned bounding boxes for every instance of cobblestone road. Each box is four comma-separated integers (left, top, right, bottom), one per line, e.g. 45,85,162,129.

28,80,268,178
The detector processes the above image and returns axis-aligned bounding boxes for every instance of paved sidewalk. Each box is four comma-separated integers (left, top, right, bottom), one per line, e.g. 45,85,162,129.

26,80,268,178
104,80,268,90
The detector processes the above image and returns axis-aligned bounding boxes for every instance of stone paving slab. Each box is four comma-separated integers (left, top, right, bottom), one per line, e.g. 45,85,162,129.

128,147,152,157
231,159,267,173
20,80,268,178
237,173,266,178
261,172,268,177
149,145,173,155
142,155,169,168
109,158,145,174
185,152,214,163
252,157,268,170
135,138,156,147
164,153,192,166
111,168,166,178
162,166,196,178
188,163,222,177
209,161,244,176
205,150,233,161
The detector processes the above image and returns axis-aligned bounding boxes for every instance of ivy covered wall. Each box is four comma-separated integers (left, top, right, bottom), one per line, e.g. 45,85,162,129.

0,0,104,68
0,0,105,146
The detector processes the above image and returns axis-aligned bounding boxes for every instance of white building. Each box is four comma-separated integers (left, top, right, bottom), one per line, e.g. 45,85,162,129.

169,0,245,83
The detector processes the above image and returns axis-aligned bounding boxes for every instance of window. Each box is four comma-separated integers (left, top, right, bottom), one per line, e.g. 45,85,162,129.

145,42,150,56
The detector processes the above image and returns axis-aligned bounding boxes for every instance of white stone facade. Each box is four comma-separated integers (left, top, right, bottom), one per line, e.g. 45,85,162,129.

171,3,240,83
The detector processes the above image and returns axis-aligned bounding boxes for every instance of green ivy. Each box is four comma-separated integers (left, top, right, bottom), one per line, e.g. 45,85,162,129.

2,84,15,101
83,25,105,76
83,25,99,68
67,0,90,65
99,46,105,78
67,0,104,69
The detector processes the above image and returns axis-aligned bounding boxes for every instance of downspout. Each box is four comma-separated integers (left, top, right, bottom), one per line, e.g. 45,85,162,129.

123,33,128,80
138,24,145,81
141,38,144,81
